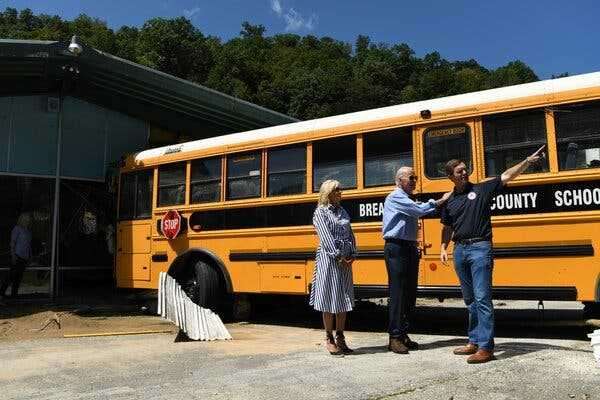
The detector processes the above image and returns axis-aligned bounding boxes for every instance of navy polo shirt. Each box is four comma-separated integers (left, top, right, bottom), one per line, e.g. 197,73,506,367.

440,177,504,241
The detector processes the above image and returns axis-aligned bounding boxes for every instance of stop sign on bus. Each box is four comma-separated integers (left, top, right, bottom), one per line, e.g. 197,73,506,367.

161,210,181,239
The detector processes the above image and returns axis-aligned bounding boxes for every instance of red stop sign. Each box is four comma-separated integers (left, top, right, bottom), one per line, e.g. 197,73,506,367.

161,210,182,239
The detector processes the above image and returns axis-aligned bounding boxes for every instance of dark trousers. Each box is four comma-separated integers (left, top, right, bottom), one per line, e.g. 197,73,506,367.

384,240,419,338
0,257,27,297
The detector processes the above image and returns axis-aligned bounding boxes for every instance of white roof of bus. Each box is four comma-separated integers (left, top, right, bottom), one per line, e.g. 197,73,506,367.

135,71,600,162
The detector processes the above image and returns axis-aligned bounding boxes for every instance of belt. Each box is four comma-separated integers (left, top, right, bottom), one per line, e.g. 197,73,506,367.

385,238,417,246
455,237,487,245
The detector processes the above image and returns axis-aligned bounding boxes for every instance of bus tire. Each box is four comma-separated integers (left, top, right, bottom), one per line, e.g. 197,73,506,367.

186,260,223,312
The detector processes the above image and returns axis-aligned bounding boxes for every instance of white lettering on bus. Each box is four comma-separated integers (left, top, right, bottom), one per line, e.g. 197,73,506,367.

359,202,384,217
554,188,600,207
491,192,538,210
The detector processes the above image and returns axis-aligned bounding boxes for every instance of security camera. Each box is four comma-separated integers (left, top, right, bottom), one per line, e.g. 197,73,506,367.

68,35,83,56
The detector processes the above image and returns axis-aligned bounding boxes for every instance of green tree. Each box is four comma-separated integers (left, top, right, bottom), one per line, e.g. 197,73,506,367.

31,14,71,41
206,22,273,103
136,17,213,82
0,8,546,119
114,26,139,61
487,60,538,88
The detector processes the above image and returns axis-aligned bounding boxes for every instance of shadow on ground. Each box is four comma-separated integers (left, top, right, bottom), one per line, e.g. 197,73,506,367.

347,338,593,358
1,290,594,345
249,296,593,342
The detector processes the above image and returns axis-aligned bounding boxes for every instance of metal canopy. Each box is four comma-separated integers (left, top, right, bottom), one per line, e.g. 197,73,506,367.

0,39,297,136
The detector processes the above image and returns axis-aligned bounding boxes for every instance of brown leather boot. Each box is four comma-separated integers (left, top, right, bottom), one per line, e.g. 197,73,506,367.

325,332,342,355
453,343,478,355
388,337,409,354
467,349,495,364
403,335,419,350
335,332,354,354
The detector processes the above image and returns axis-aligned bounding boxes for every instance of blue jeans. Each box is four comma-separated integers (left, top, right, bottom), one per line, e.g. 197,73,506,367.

453,241,494,350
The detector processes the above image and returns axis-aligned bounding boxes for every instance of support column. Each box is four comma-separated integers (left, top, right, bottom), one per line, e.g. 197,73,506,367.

49,95,64,299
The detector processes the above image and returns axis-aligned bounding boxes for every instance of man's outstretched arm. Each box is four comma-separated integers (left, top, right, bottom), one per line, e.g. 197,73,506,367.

501,145,545,184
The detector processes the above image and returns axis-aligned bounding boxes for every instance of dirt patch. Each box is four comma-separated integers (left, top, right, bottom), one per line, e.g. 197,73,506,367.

0,305,176,342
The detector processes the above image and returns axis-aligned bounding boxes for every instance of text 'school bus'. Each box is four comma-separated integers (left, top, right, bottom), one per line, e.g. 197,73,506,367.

117,72,600,317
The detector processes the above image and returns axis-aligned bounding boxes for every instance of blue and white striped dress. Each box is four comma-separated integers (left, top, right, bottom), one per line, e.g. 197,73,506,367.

309,204,357,313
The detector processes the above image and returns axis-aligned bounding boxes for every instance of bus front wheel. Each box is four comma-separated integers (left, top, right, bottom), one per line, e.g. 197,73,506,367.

186,260,223,312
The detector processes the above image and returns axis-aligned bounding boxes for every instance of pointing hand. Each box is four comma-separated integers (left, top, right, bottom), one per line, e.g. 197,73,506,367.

526,145,545,164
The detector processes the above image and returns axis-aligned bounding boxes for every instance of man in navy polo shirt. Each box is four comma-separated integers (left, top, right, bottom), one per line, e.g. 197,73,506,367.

440,146,544,364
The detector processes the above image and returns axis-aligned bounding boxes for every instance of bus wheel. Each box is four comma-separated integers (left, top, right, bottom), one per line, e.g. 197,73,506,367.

583,302,600,318
186,260,223,312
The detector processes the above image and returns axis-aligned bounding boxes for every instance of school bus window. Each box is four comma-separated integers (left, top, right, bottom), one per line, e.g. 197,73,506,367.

119,170,152,219
158,162,186,207
191,157,221,203
424,125,471,179
136,170,153,217
227,151,261,200
554,101,600,171
119,173,135,220
268,145,306,196
364,127,412,187
313,136,356,190
483,109,548,176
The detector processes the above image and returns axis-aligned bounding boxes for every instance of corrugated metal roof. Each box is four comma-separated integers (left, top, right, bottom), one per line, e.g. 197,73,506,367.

0,39,297,136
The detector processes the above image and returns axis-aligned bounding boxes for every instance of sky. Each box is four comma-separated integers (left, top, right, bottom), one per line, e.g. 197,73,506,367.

3,0,600,79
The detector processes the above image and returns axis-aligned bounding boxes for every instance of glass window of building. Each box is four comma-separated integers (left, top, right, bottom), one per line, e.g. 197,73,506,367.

554,101,600,171
61,97,148,180
8,96,58,175
158,163,186,207
313,136,356,190
268,145,306,196
191,157,222,203
364,127,413,187
226,151,261,200
483,110,548,176
59,180,115,268
424,125,472,178
119,170,153,219
0,176,54,296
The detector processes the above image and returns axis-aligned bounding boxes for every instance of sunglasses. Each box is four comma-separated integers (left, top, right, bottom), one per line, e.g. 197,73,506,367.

407,175,418,182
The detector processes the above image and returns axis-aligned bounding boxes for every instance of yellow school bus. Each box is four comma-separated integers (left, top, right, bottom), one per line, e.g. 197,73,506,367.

116,72,600,316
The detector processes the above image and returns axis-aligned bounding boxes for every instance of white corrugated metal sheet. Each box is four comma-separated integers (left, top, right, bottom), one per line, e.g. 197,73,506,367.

158,272,232,341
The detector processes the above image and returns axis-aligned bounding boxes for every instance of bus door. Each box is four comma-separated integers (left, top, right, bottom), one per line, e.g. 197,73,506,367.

415,120,479,286
116,169,154,285
117,220,152,281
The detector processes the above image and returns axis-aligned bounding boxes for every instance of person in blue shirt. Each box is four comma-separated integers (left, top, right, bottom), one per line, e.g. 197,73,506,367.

0,213,32,303
383,166,450,354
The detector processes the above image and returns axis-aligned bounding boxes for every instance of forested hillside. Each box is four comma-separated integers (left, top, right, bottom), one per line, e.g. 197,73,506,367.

0,8,543,120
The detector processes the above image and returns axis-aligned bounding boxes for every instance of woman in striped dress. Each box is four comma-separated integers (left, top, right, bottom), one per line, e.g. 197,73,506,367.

310,179,357,355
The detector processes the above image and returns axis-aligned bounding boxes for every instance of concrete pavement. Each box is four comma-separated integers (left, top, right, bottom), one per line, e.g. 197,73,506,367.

1,303,598,400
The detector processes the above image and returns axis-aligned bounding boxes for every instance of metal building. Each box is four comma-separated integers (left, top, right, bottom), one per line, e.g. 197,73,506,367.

0,38,296,299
